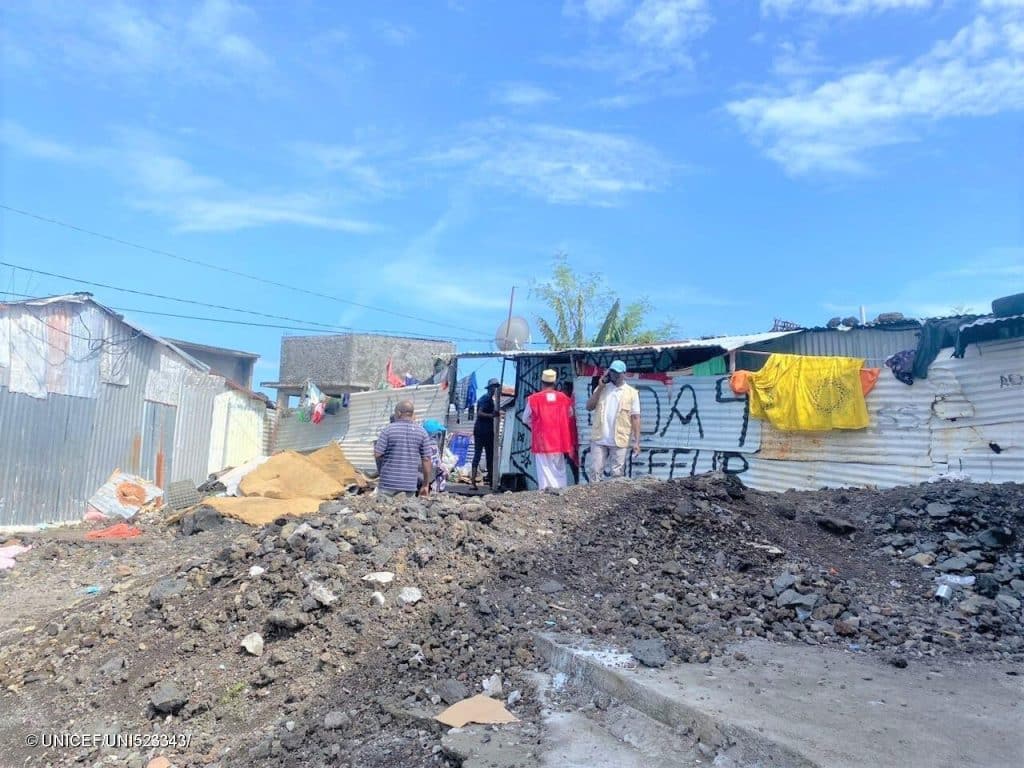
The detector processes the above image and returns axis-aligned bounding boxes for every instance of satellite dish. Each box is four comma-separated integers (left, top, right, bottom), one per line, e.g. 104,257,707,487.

495,316,531,351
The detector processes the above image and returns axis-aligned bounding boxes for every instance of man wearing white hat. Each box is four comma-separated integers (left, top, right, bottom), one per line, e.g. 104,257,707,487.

522,369,575,490
585,359,641,480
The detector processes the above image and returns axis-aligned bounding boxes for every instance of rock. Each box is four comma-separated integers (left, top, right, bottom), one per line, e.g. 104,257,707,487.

362,572,395,587
148,578,188,608
435,679,468,705
266,611,310,632
834,619,859,636
926,502,953,519
958,596,990,616
323,711,351,731
147,758,172,768
975,574,1001,598
180,507,223,536
661,561,683,575
482,673,503,697
936,557,972,573
886,655,908,669
772,572,797,595
538,580,565,595
773,504,797,520
978,527,1015,549
371,592,386,607
460,504,493,524
309,583,337,607
241,633,264,656
97,656,126,678
996,594,1022,611
150,680,188,714
909,553,936,567
507,690,522,707
1011,579,1024,596
776,589,820,610
249,566,266,578
630,639,669,668
817,516,858,535
398,587,423,606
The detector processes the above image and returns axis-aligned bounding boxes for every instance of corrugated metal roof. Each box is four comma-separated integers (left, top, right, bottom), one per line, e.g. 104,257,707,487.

2,293,208,372
736,326,921,370
274,384,450,473
456,331,801,359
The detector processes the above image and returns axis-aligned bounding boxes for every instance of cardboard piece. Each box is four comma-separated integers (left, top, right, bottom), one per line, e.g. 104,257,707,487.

434,695,519,728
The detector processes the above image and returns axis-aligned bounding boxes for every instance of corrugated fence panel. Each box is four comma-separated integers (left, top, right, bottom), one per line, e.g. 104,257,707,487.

171,370,220,486
736,327,921,371
275,385,449,472
742,458,945,493
207,390,266,474
141,400,176,488
0,335,153,526
755,373,939,467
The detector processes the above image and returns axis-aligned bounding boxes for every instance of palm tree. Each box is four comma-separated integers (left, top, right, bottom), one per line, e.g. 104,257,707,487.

532,255,675,349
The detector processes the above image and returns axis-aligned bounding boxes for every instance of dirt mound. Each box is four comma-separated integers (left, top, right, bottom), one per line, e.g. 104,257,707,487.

0,475,1021,767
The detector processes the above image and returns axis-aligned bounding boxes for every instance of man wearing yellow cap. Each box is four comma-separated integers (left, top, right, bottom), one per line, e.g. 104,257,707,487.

522,369,575,490
585,359,641,480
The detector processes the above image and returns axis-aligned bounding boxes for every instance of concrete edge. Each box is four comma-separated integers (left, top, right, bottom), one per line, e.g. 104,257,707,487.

533,633,819,768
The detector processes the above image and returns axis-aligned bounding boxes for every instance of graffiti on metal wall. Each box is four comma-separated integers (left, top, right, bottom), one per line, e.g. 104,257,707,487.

573,373,759,483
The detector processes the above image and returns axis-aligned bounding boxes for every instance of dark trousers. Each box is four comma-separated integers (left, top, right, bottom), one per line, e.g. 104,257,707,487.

472,432,495,481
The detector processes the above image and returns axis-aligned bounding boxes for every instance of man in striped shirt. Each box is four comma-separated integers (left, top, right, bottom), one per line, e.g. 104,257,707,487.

374,400,434,497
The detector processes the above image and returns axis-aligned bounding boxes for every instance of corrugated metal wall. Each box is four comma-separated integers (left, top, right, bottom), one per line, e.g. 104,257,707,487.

0,333,152,527
0,300,237,526
507,337,1022,494
274,385,449,472
207,389,267,474
736,326,921,370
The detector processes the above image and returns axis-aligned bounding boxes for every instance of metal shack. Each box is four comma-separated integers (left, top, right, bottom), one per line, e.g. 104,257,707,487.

0,293,268,527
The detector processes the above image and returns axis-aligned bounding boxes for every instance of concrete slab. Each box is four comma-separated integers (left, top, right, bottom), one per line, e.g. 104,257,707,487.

537,634,1024,768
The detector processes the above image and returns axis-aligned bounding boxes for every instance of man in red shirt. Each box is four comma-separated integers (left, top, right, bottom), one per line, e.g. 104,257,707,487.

522,369,576,490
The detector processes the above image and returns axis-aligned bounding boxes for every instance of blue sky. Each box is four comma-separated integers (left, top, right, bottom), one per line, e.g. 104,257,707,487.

2,0,1022,389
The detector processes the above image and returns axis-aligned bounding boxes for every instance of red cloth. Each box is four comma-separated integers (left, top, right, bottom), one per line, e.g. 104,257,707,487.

527,390,575,454
85,523,142,541
385,358,405,389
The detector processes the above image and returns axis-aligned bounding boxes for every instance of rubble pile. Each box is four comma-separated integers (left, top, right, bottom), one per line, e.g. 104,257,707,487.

0,476,1021,767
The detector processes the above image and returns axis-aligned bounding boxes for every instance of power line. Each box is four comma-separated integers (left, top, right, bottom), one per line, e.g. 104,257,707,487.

0,264,491,342
0,203,489,336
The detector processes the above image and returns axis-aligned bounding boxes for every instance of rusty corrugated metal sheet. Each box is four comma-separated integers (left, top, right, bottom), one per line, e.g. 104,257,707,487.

274,385,449,472
754,373,939,467
0,332,153,527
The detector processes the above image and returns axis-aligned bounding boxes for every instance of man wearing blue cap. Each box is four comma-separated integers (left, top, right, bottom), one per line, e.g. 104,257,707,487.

585,360,640,480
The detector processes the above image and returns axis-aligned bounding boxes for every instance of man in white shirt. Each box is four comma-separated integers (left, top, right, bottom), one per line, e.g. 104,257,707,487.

585,360,641,480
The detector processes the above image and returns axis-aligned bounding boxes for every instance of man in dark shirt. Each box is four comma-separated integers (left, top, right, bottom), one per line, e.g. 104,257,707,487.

471,378,500,489
374,400,433,497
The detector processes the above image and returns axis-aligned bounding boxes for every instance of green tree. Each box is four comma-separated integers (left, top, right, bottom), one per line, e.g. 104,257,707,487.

531,254,676,349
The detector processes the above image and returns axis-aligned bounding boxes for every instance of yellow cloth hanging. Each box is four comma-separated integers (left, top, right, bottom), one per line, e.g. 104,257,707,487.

743,354,870,431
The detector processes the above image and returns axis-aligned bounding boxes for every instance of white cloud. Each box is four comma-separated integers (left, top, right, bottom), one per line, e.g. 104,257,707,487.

0,120,79,162
373,20,416,46
493,82,560,107
558,0,713,82
291,142,396,194
762,0,935,15
1,124,373,233
429,120,668,205
624,0,712,49
565,0,632,22
4,0,270,84
728,12,1024,174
